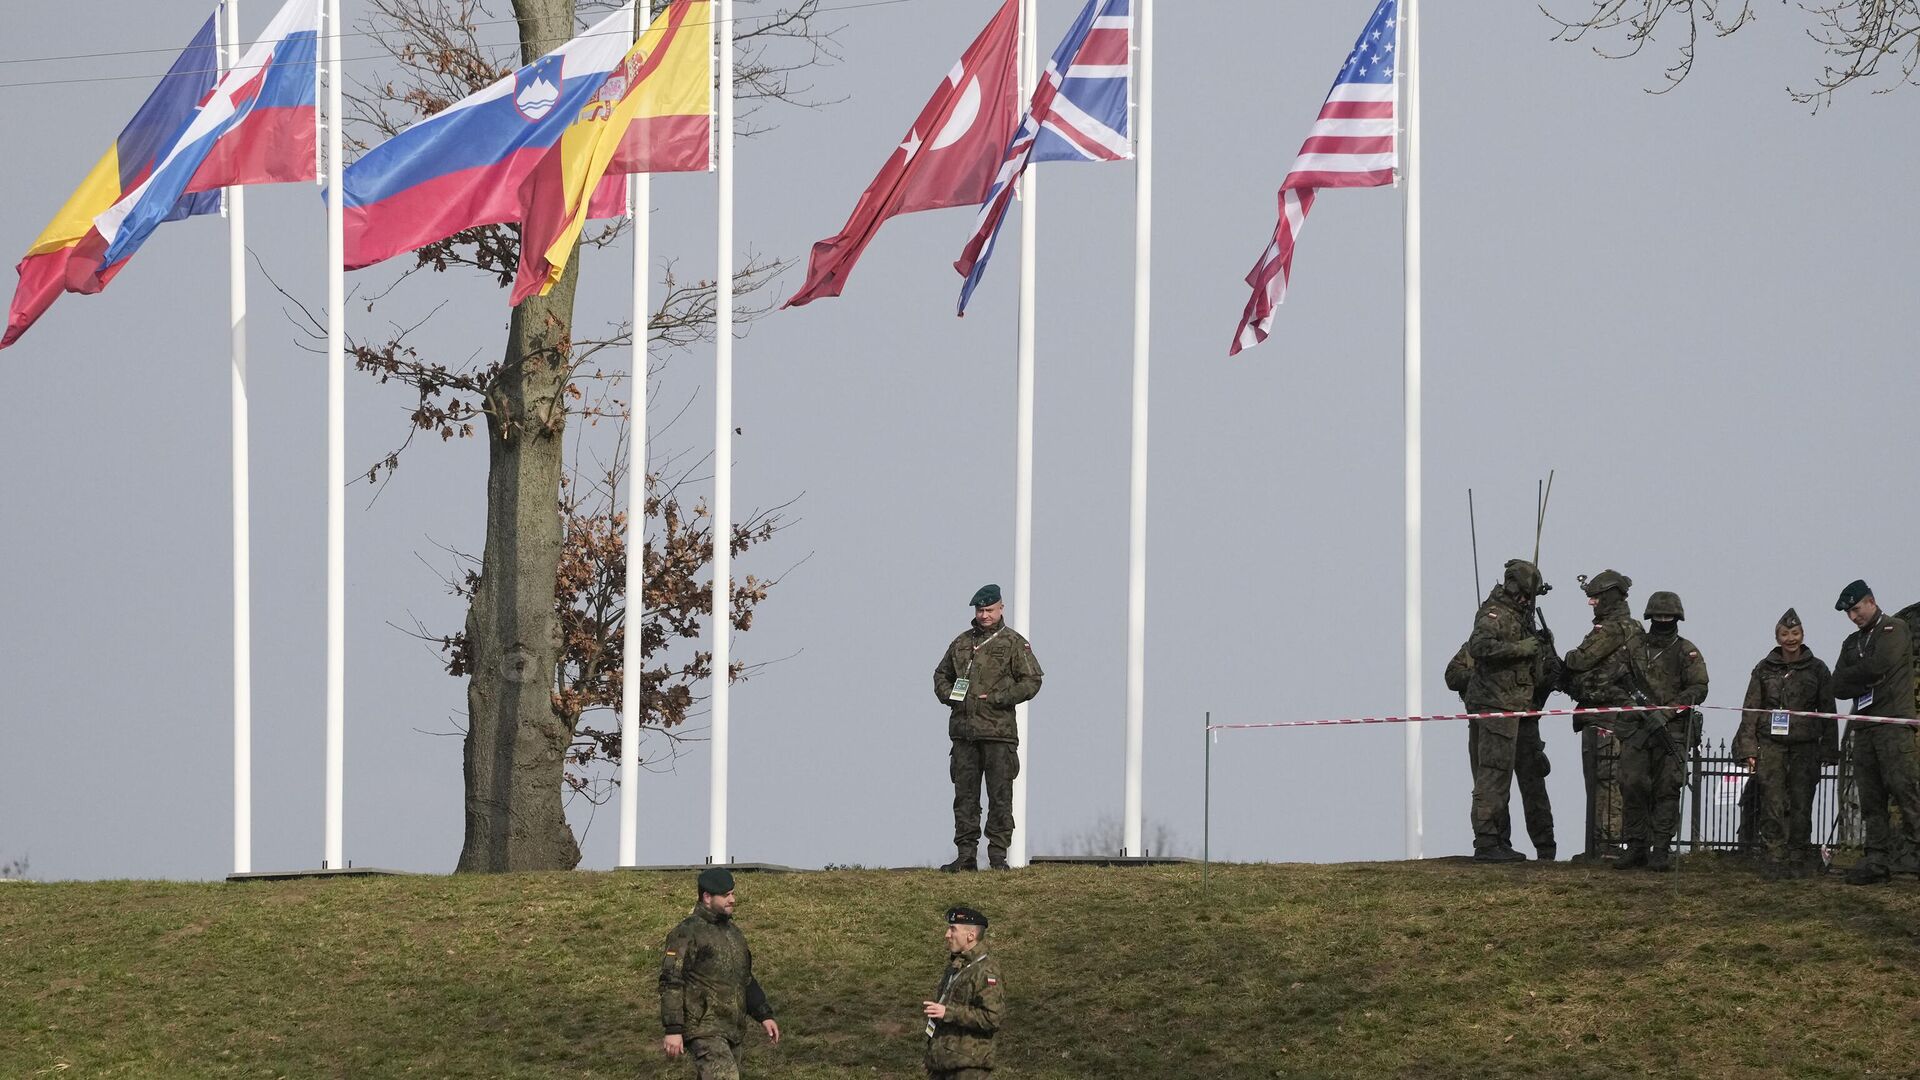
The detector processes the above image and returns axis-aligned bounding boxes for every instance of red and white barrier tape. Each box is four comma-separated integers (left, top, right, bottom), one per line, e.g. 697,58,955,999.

1206,704,1920,732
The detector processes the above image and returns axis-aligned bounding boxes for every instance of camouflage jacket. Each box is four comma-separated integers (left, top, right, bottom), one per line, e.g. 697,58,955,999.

659,905,774,1042
925,943,1004,1072
1630,627,1709,732
934,622,1044,743
1563,594,1643,713
1465,588,1547,722
1733,647,1836,758
1831,612,1917,727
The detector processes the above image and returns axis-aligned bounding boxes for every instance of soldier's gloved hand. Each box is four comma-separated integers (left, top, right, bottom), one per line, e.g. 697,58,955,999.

1511,636,1540,658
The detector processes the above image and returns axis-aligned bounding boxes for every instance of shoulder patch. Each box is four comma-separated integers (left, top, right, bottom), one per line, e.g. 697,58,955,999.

1688,651,1699,658
986,977,999,985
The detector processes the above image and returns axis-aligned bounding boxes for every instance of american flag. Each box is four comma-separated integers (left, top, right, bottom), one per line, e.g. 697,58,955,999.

953,0,1132,315
1229,0,1398,356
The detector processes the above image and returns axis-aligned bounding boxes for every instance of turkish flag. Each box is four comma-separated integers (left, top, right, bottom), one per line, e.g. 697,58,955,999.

783,0,1019,308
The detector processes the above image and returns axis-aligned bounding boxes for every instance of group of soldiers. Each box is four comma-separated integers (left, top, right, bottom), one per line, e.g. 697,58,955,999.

657,867,1003,1079
1451,562,1920,883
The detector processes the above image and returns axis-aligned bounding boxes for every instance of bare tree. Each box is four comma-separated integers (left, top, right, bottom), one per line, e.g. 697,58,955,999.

1052,815,1190,859
330,0,835,871
1542,0,1920,107
0,854,27,881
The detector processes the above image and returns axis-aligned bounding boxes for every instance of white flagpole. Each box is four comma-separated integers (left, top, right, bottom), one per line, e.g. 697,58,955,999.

709,0,734,866
1121,0,1151,858
225,0,253,878
618,5,650,871
1009,0,1039,870
1401,0,1424,861
324,0,347,870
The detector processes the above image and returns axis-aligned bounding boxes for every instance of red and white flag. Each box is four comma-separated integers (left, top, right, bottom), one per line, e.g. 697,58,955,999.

783,0,1019,308
1230,0,1399,356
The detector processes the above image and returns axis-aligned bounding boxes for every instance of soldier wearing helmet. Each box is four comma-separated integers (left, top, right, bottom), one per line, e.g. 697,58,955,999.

1614,590,1709,871
1562,570,1640,860
1462,559,1559,862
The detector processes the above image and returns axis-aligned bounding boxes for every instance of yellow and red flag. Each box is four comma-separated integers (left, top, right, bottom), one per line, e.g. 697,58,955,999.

512,0,712,305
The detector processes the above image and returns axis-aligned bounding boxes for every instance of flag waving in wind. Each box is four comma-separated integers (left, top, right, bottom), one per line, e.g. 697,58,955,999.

783,0,1020,308
1,15,221,350
953,0,1132,316
93,0,320,269
1229,0,1397,356
513,0,712,305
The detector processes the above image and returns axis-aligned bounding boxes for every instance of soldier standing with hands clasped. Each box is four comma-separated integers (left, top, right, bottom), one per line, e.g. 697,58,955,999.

933,585,1044,872
1829,579,1920,885
1733,608,1838,878
923,906,1004,1080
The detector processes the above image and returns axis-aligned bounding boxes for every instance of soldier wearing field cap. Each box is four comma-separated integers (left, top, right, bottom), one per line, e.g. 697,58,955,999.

1829,579,1920,885
923,906,1004,1079
1733,608,1838,878
659,868,780,1078
933,585,1045,871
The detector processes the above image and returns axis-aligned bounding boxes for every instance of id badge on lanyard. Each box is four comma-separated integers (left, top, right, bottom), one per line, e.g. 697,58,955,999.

1856,688,1874,712
1770,710,1791,737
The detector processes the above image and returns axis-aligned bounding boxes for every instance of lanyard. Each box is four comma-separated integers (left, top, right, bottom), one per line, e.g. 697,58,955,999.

964,628,1005,679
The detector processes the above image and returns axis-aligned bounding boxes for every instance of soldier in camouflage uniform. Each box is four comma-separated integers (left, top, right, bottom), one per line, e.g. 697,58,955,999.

1733,608,1838,878
660,868,780,1078
923,906,1004,1079
1829,580,1920,885
933,585,1045,871
1562,570,1638,860
1463,560,1558,862
1612,591,1708,872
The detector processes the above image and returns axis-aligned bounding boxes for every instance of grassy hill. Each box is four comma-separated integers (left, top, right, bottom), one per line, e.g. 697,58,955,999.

3,859,1917,1078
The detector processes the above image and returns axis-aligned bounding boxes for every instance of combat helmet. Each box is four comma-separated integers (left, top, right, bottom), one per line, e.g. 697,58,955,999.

1502,559,1548,598
1578,569,1632,597
1643,591,1685,621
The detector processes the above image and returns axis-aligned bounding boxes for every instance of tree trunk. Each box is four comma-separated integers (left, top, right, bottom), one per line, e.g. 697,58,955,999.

456,0,583,874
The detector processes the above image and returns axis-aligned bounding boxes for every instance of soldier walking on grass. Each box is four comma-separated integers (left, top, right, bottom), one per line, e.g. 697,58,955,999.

1563,570,1639,860
923,906,1004,1079
1829,580,1920,885
933,585,1044,872
1733,608,1838,879
660,868,780,1078
1463,559,1558,862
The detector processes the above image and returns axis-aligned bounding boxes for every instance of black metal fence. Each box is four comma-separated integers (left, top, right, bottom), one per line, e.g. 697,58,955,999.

1590,737,1861,855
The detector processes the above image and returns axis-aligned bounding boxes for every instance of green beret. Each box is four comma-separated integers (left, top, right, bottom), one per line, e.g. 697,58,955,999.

1836,579,1872,612
969,584,1002,608
946,905,989,928
697,867,735,896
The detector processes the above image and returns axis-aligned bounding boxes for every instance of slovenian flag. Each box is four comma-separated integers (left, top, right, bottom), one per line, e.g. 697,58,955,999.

2,14,223,350
512,0,712,304
341,2,662,271
93,0,320,269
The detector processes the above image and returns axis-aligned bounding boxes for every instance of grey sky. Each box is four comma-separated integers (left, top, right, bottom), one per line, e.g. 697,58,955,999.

2,1,1915,880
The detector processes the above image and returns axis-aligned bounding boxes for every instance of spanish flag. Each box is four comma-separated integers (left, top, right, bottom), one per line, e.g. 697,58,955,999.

511,0,713,306
3,15,221,350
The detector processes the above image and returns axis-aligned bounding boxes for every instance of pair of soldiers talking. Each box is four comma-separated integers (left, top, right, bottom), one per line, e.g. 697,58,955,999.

1451,561,1706,870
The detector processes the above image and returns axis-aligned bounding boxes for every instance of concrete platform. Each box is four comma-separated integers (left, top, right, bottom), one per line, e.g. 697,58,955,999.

227,867,412,883
1027,855,1199,868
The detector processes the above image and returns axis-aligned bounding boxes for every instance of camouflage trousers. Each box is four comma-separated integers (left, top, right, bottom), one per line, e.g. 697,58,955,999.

1466,710,1554,854
686,1037,742,1080
1619,723,1688,849
952,739,1020,860
1852,723,1920,872
1580,726,1624,855
1751,740,1821,865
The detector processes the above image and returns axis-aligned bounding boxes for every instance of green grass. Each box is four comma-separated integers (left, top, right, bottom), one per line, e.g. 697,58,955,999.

3,859,1918,1078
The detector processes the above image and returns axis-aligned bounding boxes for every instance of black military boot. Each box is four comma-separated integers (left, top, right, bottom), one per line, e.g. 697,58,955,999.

1535,845,1557,863
1844,861,1891,886
1614,845,1648,870
1473,846,1525,863
987,856,1011,871
1645,846,1673,872
940,851,978,873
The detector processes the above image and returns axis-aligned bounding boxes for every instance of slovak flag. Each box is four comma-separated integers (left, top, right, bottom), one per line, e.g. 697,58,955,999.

953,0,1132,315
341,3,642,271
93,0,320,268
782,0,1020,308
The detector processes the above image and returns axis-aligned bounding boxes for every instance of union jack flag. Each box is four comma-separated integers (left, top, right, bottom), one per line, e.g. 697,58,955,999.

953,0,1132,315
1229,0,1398,356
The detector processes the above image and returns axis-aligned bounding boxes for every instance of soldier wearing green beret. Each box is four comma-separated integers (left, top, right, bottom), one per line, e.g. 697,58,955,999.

1563,570,1639,860
922,906,1004,1079
659,868,780,1078
933,585,1045,871
1829,579,1920,884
